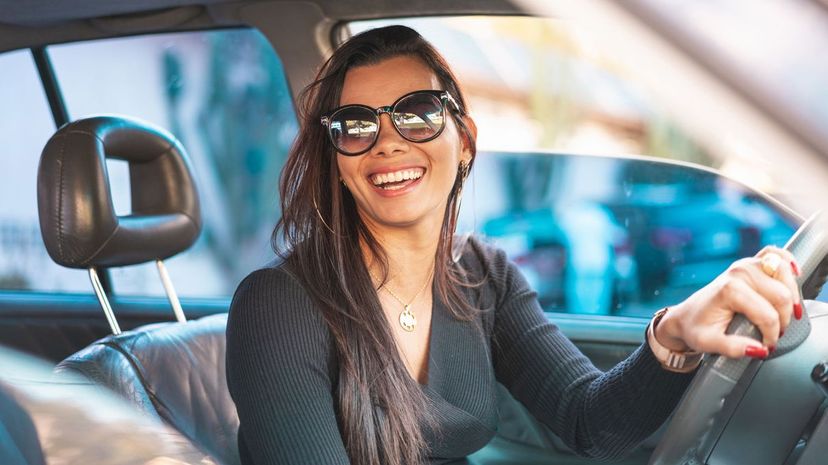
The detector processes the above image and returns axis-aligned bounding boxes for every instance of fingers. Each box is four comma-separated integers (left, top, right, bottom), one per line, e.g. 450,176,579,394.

716,246,801,354
718,278,783,349
756,245,797,269
732,261,793,334
696,330,769,360
756,246,803,321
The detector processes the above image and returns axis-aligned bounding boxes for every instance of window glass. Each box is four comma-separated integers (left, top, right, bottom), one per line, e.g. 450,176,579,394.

0,49,90,293
350,17,800,317
49,29,298,297
461,152,797,317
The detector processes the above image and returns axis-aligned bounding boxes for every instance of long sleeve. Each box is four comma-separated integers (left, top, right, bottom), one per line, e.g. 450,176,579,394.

225,268,350,465
487,245,694,460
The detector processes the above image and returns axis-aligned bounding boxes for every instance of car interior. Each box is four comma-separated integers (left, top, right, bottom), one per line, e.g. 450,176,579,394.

0,345,218,465
1,1,828,465
36,115,238,464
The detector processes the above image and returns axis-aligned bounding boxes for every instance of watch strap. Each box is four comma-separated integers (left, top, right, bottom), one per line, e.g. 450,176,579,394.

647,307,703,373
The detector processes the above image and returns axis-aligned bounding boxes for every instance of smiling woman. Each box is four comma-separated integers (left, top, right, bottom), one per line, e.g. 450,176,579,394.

225,24,801,465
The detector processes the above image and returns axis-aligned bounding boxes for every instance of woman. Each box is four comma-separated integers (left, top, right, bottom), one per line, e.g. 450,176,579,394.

226,25,801,465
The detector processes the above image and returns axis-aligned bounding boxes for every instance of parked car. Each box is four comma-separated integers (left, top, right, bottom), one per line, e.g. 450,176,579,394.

1,1,827,465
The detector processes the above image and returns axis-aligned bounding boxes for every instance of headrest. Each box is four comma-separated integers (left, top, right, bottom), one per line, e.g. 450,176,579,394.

37,116,201,268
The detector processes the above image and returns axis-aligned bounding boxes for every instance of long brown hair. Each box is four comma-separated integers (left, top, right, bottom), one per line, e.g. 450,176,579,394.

272,25,478,465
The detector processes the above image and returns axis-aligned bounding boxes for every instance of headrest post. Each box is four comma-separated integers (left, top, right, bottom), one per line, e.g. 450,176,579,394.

156,259,187,323
88,267,121,335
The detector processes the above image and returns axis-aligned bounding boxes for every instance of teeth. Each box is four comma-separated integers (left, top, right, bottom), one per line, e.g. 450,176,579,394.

371,168,424,186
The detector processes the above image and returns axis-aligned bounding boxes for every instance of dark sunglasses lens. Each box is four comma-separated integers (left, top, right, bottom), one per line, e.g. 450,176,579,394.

393,93,444,141
329,107,378,154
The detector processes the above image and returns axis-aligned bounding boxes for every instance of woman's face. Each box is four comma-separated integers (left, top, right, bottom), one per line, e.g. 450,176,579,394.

335,56,474,234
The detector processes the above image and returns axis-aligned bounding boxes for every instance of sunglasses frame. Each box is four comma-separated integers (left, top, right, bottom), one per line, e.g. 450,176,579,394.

320,89,461,156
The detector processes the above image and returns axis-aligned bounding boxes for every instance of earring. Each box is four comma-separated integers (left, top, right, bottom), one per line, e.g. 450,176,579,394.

458,160,470,182
452,160,470,227
340,177,348,188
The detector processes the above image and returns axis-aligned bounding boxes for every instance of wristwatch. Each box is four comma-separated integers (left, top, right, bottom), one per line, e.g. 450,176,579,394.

647,307,703,373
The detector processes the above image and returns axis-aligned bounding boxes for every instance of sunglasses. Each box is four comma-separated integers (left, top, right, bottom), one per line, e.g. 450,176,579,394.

320,90,461,156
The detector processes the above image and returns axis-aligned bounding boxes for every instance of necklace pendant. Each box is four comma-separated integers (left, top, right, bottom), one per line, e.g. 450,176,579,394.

399,305,417,332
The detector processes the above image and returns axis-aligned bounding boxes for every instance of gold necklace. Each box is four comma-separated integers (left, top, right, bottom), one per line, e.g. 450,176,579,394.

375,269,433,332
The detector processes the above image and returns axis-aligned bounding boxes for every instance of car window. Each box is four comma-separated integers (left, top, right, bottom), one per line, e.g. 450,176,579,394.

0,49,90,293
461,151,798,316
349,17,800,317
47,29,298,298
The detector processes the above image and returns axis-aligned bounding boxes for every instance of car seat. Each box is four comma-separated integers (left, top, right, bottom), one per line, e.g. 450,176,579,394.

37,116,239,465
0,345,216,465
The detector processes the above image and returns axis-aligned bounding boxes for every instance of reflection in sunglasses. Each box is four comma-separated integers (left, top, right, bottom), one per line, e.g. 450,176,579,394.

345,120,377,135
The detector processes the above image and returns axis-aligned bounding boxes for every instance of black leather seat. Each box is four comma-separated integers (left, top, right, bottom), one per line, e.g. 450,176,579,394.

37,116,239,465
0,345,215,465
57,313,239,465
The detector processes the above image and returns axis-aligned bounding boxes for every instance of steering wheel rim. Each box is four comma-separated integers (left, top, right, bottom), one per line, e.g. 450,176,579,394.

648,212,827,465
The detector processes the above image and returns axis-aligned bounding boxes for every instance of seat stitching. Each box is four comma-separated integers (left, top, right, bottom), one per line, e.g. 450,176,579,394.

55,133,67,262
62,129,104,145
82,224,121,266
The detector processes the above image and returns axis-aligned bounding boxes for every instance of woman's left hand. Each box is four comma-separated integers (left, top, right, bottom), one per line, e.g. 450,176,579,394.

654,246,803,359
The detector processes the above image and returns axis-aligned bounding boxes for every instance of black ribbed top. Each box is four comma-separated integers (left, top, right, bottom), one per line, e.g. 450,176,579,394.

226,237,694,464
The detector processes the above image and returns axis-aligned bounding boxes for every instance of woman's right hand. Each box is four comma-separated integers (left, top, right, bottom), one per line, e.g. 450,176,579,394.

653,246,802,359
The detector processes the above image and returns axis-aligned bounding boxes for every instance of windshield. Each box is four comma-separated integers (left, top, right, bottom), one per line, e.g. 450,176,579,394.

628,0,828,153
506,0,828,216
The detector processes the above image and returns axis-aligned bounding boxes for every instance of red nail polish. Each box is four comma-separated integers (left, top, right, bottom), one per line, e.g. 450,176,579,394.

779,329,785,338
769,345,776,354
791,260,801,277
794,302,803,320
745,346,769,359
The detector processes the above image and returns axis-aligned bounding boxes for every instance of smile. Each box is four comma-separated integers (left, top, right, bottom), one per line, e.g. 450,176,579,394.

369,167,425,190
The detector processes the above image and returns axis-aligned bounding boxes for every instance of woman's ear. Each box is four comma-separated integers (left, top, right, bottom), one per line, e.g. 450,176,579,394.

460,115,477,162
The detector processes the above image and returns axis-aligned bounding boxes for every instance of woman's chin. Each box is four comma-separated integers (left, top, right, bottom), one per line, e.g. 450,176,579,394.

373,212,425,229
362,205,441,231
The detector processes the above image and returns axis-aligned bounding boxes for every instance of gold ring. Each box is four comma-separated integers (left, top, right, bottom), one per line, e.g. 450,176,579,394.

761,253,784,278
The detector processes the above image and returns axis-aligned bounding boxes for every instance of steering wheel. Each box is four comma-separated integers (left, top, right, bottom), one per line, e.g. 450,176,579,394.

648,212,828,465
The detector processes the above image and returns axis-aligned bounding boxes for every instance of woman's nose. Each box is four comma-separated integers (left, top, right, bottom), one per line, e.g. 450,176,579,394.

371,113,408,157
